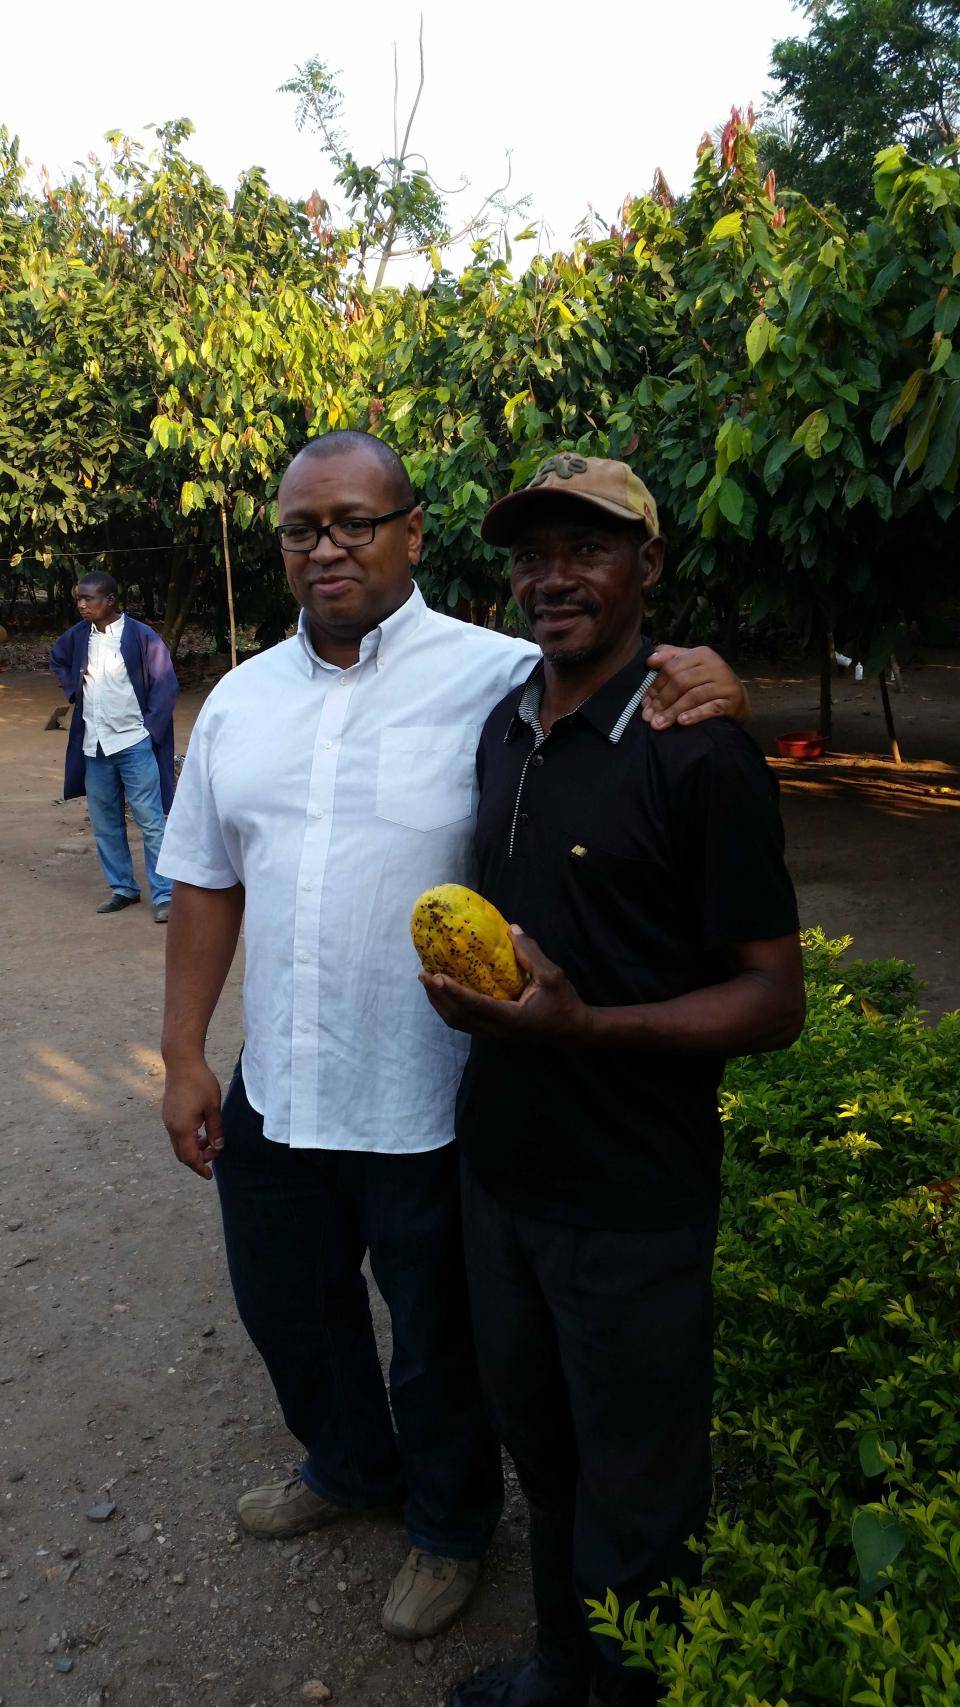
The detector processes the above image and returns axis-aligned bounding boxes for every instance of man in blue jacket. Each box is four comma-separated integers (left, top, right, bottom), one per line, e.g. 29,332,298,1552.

49,572,179,923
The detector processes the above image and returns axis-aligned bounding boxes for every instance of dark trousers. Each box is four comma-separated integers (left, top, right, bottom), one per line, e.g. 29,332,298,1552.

214,1066,503,1559
461,1165,716,1690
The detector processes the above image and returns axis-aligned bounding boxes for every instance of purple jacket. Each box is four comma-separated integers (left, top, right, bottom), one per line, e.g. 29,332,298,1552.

49,616,179,811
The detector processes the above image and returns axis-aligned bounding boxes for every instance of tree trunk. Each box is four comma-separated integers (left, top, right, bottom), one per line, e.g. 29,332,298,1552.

164,560,201,659
54,566,74,628
878,672,904,765
162,548,201,659
819,632,833,742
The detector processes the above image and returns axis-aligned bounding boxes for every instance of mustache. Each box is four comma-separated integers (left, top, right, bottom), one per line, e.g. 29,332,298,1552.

531,598,600,618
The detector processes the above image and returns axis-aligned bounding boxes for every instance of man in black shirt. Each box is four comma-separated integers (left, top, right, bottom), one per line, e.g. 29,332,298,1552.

422,454,804,1707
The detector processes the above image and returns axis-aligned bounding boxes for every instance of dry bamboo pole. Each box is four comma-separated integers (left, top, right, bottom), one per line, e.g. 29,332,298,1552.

220,503,237,671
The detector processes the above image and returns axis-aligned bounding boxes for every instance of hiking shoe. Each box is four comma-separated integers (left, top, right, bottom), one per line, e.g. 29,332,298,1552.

450,1658,590,1704
382,1547,480,1639
236,1475,350,1538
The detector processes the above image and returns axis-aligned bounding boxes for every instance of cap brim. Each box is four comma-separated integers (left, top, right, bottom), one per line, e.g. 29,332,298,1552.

480,486,652,546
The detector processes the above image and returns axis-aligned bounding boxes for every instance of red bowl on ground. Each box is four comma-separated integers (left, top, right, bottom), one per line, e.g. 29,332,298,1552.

775,730,826,759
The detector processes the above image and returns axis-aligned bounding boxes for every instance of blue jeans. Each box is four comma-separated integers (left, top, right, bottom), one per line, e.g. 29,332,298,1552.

84,737,172,906
214,1064,504,1559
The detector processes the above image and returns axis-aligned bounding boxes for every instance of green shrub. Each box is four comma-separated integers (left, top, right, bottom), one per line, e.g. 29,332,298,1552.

589,930,960,1705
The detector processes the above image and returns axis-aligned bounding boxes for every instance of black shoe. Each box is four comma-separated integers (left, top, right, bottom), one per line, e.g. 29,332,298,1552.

589,1666,663,1706
97,893,141,914
450,1657,591,1707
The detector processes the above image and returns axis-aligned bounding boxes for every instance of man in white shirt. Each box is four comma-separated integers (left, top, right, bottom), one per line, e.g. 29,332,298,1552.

158,432,747,1643
50,574,179,923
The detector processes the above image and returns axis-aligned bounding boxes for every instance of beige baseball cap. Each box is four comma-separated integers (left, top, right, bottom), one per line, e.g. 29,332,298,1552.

481,452,660,546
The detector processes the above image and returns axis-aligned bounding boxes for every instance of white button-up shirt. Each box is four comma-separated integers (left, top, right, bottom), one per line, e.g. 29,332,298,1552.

81,614,148,757
158,584,538,1152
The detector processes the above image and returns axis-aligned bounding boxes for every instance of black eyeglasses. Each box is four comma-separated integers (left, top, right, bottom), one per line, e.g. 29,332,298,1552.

275,506,414,553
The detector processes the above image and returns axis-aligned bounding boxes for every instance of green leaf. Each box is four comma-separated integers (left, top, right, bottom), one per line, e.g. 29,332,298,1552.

180,479,199,516
233,491,255,530
869,257,902,303
708,212,743,243
763,438,797,483
852,1508,906,1596
718,478,745,524
859,1432,896,1478
746,314,771,367
905,300,936,337
922,381,960,487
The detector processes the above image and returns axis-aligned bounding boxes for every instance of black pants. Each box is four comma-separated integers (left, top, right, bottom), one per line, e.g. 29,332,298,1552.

462,1165,716,1684
214,1065,503,1558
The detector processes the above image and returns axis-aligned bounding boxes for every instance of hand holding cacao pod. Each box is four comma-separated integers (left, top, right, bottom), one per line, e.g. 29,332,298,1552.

410,884,526,1001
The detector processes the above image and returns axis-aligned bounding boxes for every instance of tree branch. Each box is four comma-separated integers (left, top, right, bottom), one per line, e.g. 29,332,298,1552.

373,14,427,290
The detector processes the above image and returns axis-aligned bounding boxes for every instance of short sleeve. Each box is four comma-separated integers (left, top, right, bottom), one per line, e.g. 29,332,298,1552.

673,732,799,951
156,704,240,889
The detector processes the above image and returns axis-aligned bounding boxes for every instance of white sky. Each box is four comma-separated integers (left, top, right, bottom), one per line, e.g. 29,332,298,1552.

3,0,802,280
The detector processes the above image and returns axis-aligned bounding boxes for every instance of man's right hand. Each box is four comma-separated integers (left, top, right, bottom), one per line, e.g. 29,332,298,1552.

162,1059,224,1181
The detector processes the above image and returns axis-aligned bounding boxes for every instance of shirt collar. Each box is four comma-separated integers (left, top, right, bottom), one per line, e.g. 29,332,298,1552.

296,581,426,674
508,640,658,746
91,613,124,639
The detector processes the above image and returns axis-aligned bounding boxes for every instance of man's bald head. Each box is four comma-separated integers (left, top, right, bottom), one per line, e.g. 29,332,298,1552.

282,431,415,508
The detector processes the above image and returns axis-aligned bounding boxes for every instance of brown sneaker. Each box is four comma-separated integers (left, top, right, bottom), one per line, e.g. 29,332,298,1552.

381,1547,480,1639
236,1475,350,1538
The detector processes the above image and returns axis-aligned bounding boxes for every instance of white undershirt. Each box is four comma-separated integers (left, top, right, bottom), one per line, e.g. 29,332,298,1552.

81,615,149,757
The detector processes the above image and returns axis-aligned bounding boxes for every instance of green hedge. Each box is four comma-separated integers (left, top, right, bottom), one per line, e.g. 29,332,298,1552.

589,931,960,1705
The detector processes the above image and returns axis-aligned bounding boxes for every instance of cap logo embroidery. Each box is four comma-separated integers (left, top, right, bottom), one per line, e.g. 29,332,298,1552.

529,454,589,487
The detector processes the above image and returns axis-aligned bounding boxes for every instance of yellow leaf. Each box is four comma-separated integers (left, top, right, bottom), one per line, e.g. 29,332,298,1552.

860,996,884,1024
888,368,924,425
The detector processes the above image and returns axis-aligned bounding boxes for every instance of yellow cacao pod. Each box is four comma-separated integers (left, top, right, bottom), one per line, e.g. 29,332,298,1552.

410,884,525,1001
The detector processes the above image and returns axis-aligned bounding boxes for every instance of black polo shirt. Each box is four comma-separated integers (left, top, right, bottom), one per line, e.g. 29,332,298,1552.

456,645,799,1230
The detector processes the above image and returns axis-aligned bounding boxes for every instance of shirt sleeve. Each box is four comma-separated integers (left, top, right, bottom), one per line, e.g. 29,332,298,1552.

672,730,799,951
49,628,76,697
156,702,240,889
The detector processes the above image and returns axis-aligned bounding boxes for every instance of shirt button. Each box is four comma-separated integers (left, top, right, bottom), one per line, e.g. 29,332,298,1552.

517,812,529,827
302,880,314,892
297,950,310,964
324,740,334,751
531,753,544,767
339,677,348,686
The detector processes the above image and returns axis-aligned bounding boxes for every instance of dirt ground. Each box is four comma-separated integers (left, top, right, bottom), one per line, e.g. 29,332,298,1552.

1,653,958,1707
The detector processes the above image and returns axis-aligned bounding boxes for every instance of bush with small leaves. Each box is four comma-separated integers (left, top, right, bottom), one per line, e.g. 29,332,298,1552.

589,931,960,1705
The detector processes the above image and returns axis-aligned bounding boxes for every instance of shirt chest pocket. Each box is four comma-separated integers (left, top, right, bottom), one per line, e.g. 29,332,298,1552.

376,725,478,832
